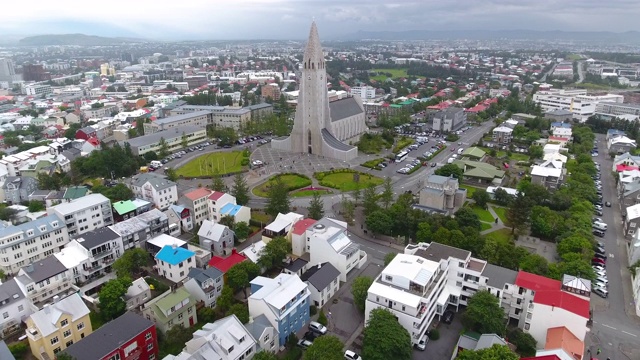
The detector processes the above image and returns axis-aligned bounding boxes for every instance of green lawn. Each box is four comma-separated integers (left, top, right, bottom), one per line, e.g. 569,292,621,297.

316,171,384,192
566,54,582,60
290,189,333,198
461,185,480,198
175,151,245,177
471,205,495,223
480,222,493,231
484,228,513,242
371,68,409,81
491,206,508,224
252,174,312,197
510,153,530,162
251,211,272,224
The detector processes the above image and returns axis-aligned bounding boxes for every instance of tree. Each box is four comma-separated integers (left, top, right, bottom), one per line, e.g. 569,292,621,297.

112,248,149,278
307,192,325,220
462,290,506,335
317,309,328,326
226,303,250,323
265,176,290,217
158,137,170,158
519,253,549,276
219,215,235,229
454,207,482,230
64,123,82,139
506,193,532,234
258,236,291,270
457,344,519,360
231,173,249,205
557,235,594,260
471,189,491,210
380,177,394,209
165,168,178,182
27,200,45,212
164,325,195,354
362,308,412,360
304,335,344,360
384,252,397,266
234,221,251,241
351,276,373,312
362,185,379,215
435,163,463,179
211,170,227,192
493,188,512,206
216,286,235,313
507,328,537,357
528,145,544,159
227,261,261,298
341,196,355,225
351,187,361,206
365,210,394,235
0,207,17,222
54,352,76,360
253,352,278,360
98,277,132,321
181,132,189,149
198,306,217,323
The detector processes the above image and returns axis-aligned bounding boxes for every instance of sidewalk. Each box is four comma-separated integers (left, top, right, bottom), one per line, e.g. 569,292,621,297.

480,205,507,235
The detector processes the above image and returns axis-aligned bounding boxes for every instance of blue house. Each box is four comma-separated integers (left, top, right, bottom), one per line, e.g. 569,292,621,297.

248,273,311,346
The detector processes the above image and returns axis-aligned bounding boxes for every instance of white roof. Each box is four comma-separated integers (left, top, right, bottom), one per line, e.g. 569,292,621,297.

265,212,303,232
368,281,422,308
543,152,567,163
531,165,562,178
543,143,562,154
126,277,150,299
53,242,89,269
610,135,636,146
49,193,109,215
249,273,308,310
240,240,266,263
383,254,439,287
493,126,513,133
29,294,90,337
486,186,518,196
553,128,572,136
627,203,640,221
540,159,564,169
197,220,228,242
147,233,186,248
562,275,591,293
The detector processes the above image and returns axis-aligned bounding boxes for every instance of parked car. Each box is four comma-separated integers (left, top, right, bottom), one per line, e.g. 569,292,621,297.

593,269,607,278
596,276,609,285
415,335,429,351
442,310,454,324
344,350,361,360
593,287,608,298
297,339,313,349
309,321,327,335
592,258,606,266
605,201,612,207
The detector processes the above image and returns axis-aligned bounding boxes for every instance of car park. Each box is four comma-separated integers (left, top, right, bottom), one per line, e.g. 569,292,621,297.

344,350,362,360
309,321,327,335
442,310,454,324
415,335,429,351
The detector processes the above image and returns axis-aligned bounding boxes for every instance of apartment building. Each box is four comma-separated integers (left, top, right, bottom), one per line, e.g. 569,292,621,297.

143,110,210,134
180,188,213,227
129,173,178,210
124,126,207,156
154,245,196,283
142,287,197,334
432,107,466,132
0,214,69,274
25,294,92,360
208,191,251,224
530,165,563,190
533,89,624,122
48,193,113,237
170,104,273,130
248,273,310,347
183,267,224,308
25,84,52,96
15,256,73,307
63,312,158,360
492,125,514,143
109,209,171,250
262,83,282,101
0,279,36,338
349,86,376,100
596,101,640,118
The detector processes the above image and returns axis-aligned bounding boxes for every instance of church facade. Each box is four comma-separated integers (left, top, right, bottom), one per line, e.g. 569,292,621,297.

271,22,367,162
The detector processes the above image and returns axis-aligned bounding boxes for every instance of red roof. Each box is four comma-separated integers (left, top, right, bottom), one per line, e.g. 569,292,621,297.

208,249,247,273
208,191,226,201
616,164,639,172
549,136,569,142
515,271,561,292
521,356,561,360
292,218,317,235
533,290,590,318
87,137,100,146
184,188,212,201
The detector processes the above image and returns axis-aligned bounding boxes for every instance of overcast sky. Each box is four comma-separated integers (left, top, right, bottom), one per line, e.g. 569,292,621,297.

3,0,640,40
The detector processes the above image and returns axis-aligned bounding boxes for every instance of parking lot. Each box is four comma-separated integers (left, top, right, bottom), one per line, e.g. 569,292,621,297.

412,309,464,360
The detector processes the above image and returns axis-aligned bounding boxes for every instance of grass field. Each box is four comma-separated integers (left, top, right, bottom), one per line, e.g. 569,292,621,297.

371,68,409,81
480,223,493,232
491,206,508,224
175,151,245,177
460,185,480,198
566,54,582,60
316,171,384,192
252,174,312,197
290,189,333,198
251,211,272,225
484,228,513,242
471,205,495,223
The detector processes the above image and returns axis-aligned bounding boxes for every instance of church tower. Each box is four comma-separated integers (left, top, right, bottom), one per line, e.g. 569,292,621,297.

289,21,331,155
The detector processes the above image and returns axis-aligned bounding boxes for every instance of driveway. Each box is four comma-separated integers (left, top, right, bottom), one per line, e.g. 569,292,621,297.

413,312,464,360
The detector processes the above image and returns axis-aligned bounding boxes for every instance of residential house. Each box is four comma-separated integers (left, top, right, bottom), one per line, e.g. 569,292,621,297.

452,159,505,185
180,188,212,227
183,267,224,308
608,135,637,154
112,200,139,222
245,314,279,354
125,277,152,311
163,315,257,360
283,258,309,278
165,204,192,234
551,127,572,139
142,287,197,334
75,126,96,140
451,333,508,359
15,256,72,307
109,209,171,250
612,152,640,172
187,244,212,269
129,173,178,211
531,164,563,190
262,212,303,243
0,214,69,275
154,245,196,283
241,241,267,270
197,220,235,256
208,249,248,283
300,262,341,308
534,326,585,360
47,193,113,237
418,174,466,214
0,279,36,338
248,273,311,346
290,218,317,257
218,203,251,225
63,312,158,360
25,293,92,360
207,191,236,222
307,218,367,282
619,180,640,209
145,234,187,255
3,176,38,204
492,125,513,143
623,203,640,238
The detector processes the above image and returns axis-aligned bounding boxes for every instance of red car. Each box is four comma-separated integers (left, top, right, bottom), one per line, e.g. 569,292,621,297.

592,258,606,266
451,147,456,152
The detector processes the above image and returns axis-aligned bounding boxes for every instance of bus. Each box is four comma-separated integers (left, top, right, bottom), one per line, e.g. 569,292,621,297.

395,150,409,163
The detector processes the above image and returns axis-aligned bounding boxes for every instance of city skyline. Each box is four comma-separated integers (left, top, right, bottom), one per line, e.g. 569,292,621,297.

2,0,640,41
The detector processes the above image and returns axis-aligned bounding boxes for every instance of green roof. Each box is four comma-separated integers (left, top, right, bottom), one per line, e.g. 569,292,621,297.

112,200,137,215
63,186,89,199
390,104,403,108
454,160,505,180
399,100,414,105
150,288,194,323
462,147,486,159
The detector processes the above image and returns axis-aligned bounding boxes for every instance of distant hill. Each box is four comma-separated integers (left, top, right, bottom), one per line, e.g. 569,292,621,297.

341,29,640,44
19,33,147,46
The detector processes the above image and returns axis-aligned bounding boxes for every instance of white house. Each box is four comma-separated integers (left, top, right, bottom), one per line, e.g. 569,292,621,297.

306,218,367,282
197,220,235,257
125,277,151,311
240,241,267,269
154,245,196,283
183,267,224,308
128,173,178,211
15,256,73,307
552,127,572,138
527,290,590,346
0,279,36,338
47,193,114,237
245,314,279,354
290,218,317,257
262,212,303,243
300,262,341,308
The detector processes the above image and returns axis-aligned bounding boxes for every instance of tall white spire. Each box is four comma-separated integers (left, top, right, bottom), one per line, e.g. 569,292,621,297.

303,21,324,69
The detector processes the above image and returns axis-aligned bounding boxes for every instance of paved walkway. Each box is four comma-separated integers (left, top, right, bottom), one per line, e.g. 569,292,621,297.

475,204,508,235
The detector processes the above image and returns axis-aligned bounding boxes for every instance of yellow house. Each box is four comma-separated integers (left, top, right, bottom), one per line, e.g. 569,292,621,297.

25,293,92,360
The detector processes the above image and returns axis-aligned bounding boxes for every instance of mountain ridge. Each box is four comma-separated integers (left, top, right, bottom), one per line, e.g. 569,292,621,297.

19,33,148,46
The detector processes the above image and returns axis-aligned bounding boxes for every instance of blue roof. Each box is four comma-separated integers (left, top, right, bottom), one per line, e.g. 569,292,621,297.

220,203,242,216
155,245,195,265
550,122,571,128
607,129,626,136
171,204,187,213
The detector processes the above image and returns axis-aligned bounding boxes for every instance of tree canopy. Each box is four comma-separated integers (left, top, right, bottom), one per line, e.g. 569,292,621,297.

462,290,506,336
457,344,519,360
112,248,149,278
351,276,373,313
307,192,325,220
303,335,344,360
265,176,290,217
98,276,132,321
231,173,249,205
362,308,412,360
257,236,291,270
435,163,463,179
227,261,261,298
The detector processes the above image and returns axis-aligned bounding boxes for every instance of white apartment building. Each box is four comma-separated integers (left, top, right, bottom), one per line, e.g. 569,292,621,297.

15,256,73,307
349,86,376,100
533,89,624,122
109,209,171,250
0,214,69,274
124,126,207,156
143,111,210,134
306,218,367,282
25,84,52,96
129,173,178,210
47,194,114,237
180,188,213,227
596,101,640,119
0,278,36,338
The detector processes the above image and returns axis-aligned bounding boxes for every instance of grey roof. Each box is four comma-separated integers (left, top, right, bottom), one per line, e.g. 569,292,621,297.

188,267,223,286
329,97,363,122
426,174,451,185
75,227,121,250
624,182,640,197
61,147,81,161
45,190,65,200
0,214,64,250
125,125,203,148
245,314,274,350
0,278,26,306
415,242,471,262
63,312,154,359
0,341,15,360
153,110,211,125
286,258,308,273
78,126,95,134
130,172,176,191
2,176,35,190
437,107,464,118
245,103,273,111
546,109,573,116
481,263,518,289
475,334,507,350
300,262,340,291
20,256,68,284
321,128,355,151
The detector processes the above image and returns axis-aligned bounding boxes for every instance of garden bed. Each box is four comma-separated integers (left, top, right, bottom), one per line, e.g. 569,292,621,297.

252,173,312,197
290,186,333,198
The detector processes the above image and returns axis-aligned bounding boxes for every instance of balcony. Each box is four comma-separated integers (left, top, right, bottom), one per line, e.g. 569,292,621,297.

26,328,41,341
527,302,534,312
92,248,113,260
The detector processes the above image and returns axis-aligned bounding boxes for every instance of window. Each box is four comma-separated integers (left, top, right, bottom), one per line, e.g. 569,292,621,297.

145,332,152,341
63,330,71,338
108,354,121,360
77,322,84,331
124,342,138,357
18,305,23,312
60,319,68,327
53,347,61,354
178,313,183,320
51,336,59,345
66,340,73,347
149,355,155,360
264,334,270,342
2,312,7,319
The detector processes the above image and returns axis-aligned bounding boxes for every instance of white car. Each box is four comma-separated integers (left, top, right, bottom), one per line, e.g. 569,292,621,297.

596,276,609,285
344,350,362,360
309,321,327,335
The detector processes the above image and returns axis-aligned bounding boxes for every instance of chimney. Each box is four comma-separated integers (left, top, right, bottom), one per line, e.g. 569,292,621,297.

43,304,50,314
317,264,321,269
53,295,60,303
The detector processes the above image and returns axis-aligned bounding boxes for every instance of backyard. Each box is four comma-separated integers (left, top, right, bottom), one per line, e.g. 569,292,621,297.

315,170,384,192
175,151,246,177
252,173,312,197
484,228,513,243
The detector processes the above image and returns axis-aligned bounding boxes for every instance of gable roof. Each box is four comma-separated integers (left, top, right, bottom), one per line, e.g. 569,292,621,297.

197,220,229,241
0,278,26,307
534,290,590,318
0,341,14,360
300,262,340,291
183,187,212,201
208,191,226,201
156,245,195,265
544,326,584,360
29,294,90,337
187,267,223,286
292,218,317,235
130,173,176,191
462,147,486,159
454,159,505,179
75,227,120,250
208,250,247,273
481,263,518,289
286,258,308,273
515,271,561,292
19,255,68,284
329,97,363,122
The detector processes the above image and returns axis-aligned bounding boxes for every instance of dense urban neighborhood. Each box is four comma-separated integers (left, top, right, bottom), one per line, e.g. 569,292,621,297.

1,15,640,360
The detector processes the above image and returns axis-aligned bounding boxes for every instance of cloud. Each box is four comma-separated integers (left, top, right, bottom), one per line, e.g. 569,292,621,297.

1,0,639,39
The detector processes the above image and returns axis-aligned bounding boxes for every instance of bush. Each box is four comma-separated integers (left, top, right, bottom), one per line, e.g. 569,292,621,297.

9,341,29,358
392,136,414,153
446,133,460,142
145,277,169,293
317,309,328,326
242,149,250,157
240,158,250,166
283,347,303,360
310,305,318,316
361,158,386,169
428,329,440,340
